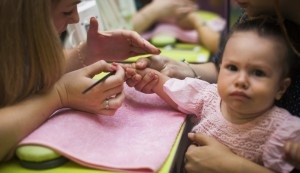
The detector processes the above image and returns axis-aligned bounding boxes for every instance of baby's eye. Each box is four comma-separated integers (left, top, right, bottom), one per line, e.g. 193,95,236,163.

226,64,238,72
252,69,265,77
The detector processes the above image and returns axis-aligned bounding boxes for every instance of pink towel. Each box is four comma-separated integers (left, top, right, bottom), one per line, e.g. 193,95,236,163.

19,85,186,172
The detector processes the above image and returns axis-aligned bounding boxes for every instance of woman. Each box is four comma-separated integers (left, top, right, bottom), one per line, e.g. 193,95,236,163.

128,0,300,172
0,0,159,162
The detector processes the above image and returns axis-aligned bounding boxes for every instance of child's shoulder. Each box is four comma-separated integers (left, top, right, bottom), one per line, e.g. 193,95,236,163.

271,106,300,138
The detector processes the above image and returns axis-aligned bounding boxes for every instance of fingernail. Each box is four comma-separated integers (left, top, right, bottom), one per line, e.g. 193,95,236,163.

110,63,117,70
188,133,194,138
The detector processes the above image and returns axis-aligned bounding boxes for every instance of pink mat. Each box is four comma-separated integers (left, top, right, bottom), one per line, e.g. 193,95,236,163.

18,85,186,172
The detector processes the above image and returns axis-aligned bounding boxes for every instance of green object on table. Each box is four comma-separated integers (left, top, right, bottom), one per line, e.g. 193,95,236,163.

150,34,176,47
16,145,61,162
124,42,210,63
16,145,68,170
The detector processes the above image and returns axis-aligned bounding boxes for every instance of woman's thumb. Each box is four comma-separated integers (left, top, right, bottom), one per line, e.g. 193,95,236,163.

84,60,113,78
88,17,99,35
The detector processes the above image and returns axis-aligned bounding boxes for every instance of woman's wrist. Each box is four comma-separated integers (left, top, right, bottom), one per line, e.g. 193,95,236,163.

53,80,67,109
182,59,201,79
76,41,87,67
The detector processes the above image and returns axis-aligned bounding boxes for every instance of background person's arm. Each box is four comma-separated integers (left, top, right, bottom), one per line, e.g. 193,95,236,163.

182,12,221,54
131,0,197,33
134,56,219,83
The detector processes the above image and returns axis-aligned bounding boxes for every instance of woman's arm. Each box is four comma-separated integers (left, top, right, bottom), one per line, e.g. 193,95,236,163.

131,0,197,33
131,1,161,33
0,87,61,161
184,12,221,54
0,61,125,162
133,55,219,83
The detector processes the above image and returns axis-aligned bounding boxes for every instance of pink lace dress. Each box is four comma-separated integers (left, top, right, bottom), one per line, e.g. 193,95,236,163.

164,77,300,173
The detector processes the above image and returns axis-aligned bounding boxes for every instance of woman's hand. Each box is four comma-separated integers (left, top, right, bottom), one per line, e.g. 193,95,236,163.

85,17,160,63
185,133,274,173
185,133,233,173
134,55,218,83
55,60,125,115
284,141,300,170
123,55,199,92
134,55,197,79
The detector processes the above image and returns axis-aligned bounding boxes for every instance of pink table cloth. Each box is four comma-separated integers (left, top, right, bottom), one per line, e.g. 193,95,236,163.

19,85,186,172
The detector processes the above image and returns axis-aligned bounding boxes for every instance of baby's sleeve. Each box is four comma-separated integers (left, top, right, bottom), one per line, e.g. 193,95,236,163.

262,115,300,173
163,77,211,115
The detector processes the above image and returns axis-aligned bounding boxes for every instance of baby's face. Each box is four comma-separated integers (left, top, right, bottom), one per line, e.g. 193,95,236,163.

217,30,288,117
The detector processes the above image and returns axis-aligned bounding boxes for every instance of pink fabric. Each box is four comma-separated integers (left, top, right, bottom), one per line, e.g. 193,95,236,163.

19,85,186,172
164,78,300,173
142,18,226,44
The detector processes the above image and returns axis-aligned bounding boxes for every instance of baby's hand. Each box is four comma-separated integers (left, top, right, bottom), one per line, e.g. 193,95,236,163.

125,67,142,85
135,69,159,94
125,67,159,94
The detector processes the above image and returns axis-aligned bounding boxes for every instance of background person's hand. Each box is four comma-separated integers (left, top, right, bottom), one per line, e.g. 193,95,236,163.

55,60,125,115
150,0,198,22
85,17,160,64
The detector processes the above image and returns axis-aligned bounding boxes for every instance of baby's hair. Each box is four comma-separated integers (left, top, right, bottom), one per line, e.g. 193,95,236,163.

218,16,299,78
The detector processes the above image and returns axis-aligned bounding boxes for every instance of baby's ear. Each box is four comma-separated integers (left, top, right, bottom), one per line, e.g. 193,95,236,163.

275,78,291,100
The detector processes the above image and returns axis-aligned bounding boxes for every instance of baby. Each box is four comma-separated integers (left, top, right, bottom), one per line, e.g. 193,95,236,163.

125,17,300,173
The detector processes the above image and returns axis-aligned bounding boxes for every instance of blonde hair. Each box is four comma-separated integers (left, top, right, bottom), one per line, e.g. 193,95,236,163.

0,0,65,107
